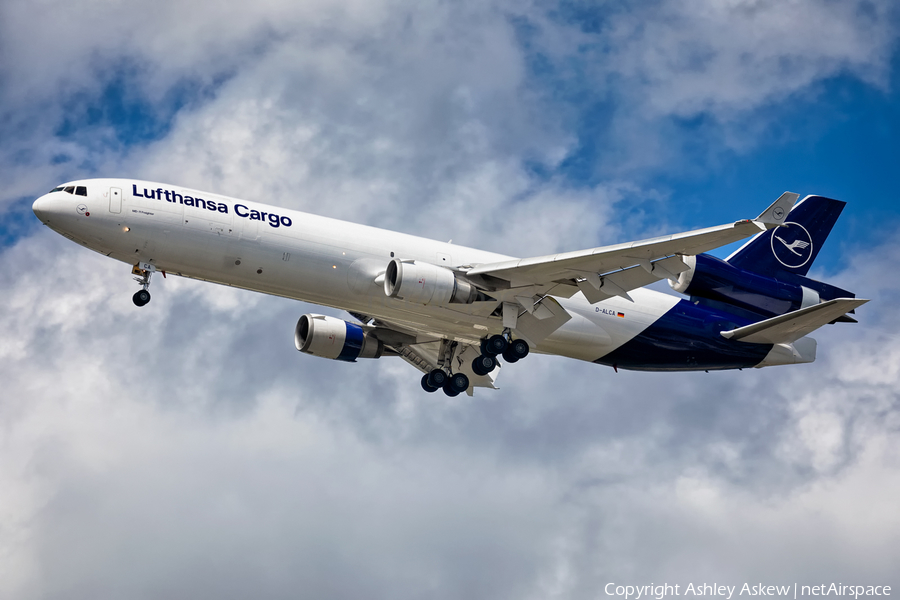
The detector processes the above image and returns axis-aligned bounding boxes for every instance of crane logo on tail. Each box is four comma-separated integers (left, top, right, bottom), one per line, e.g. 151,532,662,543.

775,236,810,256
770,222,813,269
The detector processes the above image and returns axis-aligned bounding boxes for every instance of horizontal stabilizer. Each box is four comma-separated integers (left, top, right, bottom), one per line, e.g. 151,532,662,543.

720,298,869,344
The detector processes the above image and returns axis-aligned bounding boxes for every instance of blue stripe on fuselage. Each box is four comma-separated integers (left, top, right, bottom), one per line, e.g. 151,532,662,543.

596,299,772,371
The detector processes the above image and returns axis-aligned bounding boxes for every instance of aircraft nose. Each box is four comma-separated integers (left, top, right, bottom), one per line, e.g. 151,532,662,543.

32,194,52,223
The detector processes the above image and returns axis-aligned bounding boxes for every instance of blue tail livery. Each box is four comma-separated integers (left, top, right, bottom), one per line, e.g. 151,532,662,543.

669,195,855,320
726,195,845,278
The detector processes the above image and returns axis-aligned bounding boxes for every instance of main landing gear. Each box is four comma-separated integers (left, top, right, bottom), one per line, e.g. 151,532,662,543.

420,369,470,397
478,333,529,367
132,263,154,307
420,332,531,397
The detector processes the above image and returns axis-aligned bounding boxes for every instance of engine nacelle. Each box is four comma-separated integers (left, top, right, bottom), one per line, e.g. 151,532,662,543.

383,258,479,305
294,314,384,361
670,254,851,317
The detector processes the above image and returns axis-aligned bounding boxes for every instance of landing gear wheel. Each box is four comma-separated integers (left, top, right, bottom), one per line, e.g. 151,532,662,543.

133,289,151,307
501,347,519,363
502,339,530,363
421,373,439,393
427,369,448,389
509,338,530,360
471,354,497,376
443,372,469,396
442,383,460,397
482,334,508,356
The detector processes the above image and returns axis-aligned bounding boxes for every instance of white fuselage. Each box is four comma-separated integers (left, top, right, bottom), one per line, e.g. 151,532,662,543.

32,178,676,363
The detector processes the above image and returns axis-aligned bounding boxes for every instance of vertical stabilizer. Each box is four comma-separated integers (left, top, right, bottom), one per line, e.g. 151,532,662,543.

726,195,845,277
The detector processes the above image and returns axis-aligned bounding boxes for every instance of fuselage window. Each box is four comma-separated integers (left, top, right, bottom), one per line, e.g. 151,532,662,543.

75,186,87,196
64,186,75,194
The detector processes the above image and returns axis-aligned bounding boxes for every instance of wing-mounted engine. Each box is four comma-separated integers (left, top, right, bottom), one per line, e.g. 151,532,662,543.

294,314,384,361
670,254,854,318
384,258,486,305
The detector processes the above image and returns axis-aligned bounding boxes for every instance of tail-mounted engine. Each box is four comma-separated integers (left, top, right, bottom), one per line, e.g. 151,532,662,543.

670,254,854,318
294,314,384,362
384,258,482,305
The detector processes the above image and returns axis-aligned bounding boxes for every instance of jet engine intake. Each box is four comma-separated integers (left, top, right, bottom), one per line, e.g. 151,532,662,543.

384,258,479,305
295,314,384,361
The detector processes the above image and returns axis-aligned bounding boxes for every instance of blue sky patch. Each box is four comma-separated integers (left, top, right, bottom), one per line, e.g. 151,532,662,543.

0,197,42,249
54,62,231,148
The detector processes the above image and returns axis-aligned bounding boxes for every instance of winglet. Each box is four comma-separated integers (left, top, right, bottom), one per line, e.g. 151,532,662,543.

754,192,799,229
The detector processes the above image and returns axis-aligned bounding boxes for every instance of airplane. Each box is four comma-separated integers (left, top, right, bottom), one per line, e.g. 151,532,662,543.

31,179,867,396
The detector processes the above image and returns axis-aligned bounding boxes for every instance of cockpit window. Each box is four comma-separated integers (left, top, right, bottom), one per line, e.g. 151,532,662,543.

50,186,64,193
75,186,87,196
64,186,75,194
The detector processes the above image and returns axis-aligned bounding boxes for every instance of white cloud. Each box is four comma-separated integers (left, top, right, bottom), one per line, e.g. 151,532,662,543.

5,0,897,211
2,226,899,597
516,0,898,171
604,0,893,118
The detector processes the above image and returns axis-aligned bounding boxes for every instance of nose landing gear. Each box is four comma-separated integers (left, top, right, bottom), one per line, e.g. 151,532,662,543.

131,262,156,307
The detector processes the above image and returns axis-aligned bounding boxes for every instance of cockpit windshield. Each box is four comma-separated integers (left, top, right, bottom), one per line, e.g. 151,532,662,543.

51,185,87,196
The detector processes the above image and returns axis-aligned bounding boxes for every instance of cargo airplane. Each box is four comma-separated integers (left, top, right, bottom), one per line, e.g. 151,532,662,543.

32,180,866,396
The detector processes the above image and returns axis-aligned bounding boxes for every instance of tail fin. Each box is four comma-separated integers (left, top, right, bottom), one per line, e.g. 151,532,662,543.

726,195,845,277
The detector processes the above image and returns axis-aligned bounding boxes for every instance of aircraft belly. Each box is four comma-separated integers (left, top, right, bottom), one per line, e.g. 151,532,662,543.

595,298,772,371
100,214,698,361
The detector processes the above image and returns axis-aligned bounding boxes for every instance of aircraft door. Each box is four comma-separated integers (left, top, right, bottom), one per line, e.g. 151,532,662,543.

109,187,122,214
239,217,259,242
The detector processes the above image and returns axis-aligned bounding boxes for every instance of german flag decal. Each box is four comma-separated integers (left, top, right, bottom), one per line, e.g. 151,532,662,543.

617,312,625,318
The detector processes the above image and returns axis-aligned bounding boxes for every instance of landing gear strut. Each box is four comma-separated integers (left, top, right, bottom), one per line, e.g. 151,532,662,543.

421,339,476,397
132,263,154,307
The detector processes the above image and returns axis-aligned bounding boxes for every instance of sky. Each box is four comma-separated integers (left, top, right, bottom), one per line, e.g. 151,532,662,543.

1,1,899,598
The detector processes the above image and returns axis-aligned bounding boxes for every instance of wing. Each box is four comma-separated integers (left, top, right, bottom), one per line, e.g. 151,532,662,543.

464,192,799,304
